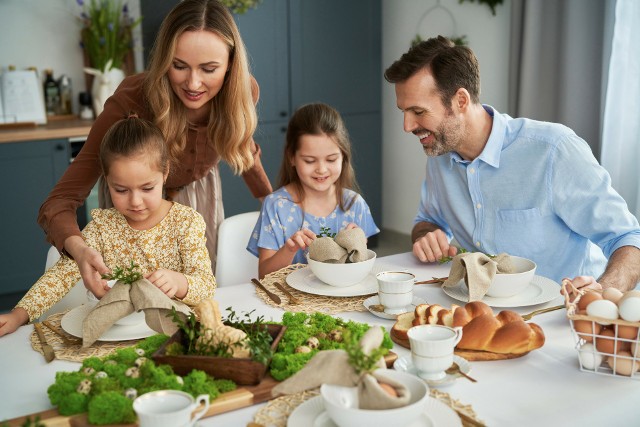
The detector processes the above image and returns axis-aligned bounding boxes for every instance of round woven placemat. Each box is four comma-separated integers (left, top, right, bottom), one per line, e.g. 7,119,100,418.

254,264,370,314
253,388,484,427
30,311,146,362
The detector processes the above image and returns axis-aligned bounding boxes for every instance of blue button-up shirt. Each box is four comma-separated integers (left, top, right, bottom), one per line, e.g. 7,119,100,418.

415,106,640,283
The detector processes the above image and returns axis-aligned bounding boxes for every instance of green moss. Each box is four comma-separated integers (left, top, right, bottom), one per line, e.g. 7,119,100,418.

87,392,136,425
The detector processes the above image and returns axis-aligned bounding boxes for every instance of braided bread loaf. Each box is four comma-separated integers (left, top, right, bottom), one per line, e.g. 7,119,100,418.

393,301,545,354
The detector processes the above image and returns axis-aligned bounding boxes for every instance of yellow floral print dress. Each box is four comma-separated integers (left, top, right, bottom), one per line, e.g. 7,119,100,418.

17,203,216,321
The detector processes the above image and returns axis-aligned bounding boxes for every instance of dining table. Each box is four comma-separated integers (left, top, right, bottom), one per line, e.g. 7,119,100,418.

2,251,639,426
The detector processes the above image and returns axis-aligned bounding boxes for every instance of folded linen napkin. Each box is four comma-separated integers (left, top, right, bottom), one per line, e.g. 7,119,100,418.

82,278,191,347
271,327,410,410
308,228,369,264
442,252,515,301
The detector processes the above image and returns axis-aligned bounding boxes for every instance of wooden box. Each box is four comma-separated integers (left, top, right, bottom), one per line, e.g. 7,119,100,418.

152,324,286,385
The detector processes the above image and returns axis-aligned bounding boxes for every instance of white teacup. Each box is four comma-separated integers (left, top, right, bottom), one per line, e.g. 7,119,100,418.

377,271,415,314
407,324,463,380
133,390,209,427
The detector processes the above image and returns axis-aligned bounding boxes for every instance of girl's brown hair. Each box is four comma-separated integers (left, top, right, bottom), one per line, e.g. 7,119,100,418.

143,0,257,174
278,103,360,211
99,114,168,177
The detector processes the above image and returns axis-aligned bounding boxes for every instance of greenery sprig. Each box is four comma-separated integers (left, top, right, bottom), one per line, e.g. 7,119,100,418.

101,260,142,284
438,248,498,264
343,329,389,375
1,416,45,427
316,227,336,238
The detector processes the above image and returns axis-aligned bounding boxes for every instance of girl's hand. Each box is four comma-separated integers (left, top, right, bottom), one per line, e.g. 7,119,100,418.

65,236,111,297
284,228,317,253
0,308,29,337
344,223,359,230
144,269,188,299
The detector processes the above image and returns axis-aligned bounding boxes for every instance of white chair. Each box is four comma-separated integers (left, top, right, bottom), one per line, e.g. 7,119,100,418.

215,211,260,287
39,246,87,320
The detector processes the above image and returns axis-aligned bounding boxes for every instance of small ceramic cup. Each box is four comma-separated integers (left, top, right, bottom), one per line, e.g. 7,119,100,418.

133,390,209,427
407,324,463,380
376,271,415,314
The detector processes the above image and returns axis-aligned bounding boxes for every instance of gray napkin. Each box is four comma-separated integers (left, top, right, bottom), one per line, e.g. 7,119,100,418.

308,228,369,264
271,328,409,410
82,278,191,347
442,252,515,301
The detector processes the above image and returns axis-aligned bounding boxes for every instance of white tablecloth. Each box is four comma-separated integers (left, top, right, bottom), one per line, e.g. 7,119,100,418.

2,252,639,426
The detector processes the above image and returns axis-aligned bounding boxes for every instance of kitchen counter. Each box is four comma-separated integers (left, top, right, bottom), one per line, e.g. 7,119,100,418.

0,117,92,144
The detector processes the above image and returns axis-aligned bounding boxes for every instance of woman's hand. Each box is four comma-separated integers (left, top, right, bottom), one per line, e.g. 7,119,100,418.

284,228,317,253
0,308,29,337
144,269,188,299
65,236,111,298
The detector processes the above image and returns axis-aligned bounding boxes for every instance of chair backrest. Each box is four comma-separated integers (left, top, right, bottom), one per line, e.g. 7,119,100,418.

39,246,87,320
215,211,260,286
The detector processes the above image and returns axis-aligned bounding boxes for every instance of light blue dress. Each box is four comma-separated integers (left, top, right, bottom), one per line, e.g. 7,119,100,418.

247,187,380,264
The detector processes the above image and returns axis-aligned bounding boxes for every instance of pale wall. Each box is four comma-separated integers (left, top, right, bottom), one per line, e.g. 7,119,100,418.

381,0,512,234
0,0,143,115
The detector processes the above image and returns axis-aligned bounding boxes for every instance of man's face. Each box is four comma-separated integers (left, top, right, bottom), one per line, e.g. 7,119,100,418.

395,68,465,157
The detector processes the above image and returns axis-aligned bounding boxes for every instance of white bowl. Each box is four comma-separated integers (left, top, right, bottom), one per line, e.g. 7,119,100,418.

320,369,429,427
307,250,376,287
86,280,146,326
486,256,537,298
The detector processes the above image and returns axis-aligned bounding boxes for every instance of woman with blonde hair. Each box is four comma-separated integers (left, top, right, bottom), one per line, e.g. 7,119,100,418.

38,0,271,298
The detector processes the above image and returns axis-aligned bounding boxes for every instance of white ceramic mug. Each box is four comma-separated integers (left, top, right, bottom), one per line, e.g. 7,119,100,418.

407,325,463,380
133,390,210,427
376,271,414,314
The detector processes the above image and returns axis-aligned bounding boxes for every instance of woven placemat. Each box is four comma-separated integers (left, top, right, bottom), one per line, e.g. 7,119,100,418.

255,264,370,314
252,388,484,427
30,311,146,362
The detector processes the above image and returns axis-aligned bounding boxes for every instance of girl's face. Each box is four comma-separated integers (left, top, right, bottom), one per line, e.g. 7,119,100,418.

106,154,169,230
292,133,343,196
168,30,230,123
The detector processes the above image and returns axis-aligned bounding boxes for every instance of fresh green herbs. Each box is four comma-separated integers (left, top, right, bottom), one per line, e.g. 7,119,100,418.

344,329,389,375
101,260,142,284
438,248,498,264
316,227,336,238
1,416,45,427
225,308,274,365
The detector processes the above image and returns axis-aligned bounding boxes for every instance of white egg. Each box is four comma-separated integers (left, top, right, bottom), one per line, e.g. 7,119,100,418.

578,342,604,370
586,299,619,325
618,297,640,322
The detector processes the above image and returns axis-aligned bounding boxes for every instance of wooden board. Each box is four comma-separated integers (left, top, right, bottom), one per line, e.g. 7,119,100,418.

390,329,528,361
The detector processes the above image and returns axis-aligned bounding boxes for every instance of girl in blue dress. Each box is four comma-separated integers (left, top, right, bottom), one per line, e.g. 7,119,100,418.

247,103,379,278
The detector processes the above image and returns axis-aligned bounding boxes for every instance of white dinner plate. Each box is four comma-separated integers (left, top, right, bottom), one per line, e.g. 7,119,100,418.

61,304,155,341
364,295,426,320
442,275,562,307
287,395,461,427
286,263,406,297
394,355,471,388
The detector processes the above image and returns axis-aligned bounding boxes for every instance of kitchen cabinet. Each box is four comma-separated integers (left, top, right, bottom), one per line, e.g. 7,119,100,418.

141,0,382,226
0,139,70,311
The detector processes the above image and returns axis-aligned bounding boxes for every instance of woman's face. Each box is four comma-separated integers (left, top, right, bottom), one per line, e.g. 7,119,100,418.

168,30,230,122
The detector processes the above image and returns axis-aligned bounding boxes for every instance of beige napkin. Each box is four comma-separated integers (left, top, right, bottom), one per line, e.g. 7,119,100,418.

82,278,191,347
308,228,369,264
271,328,409,410
442,252,515,301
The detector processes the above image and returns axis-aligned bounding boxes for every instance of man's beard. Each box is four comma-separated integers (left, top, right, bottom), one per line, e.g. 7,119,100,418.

422,114,464,157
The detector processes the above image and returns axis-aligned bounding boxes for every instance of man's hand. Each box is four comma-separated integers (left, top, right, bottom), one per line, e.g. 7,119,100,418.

412,228,457,263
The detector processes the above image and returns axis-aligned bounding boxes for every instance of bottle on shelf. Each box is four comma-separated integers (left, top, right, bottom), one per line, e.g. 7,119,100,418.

78,92,94,120
43,69,60,116
58,75,73,115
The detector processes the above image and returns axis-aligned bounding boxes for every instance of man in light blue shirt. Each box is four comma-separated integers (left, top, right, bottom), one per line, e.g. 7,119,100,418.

384,36,640,291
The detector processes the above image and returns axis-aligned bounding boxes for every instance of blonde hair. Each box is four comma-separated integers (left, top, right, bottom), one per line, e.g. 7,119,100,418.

143,0,257,174
278,103,360,211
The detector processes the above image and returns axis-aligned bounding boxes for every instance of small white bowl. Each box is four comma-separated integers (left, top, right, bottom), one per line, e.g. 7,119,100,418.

486,256,536,298
307,249,376,287
320,369,429,427
86,280,145,326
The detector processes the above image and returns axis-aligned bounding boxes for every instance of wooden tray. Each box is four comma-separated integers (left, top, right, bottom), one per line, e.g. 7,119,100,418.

390,329,528,361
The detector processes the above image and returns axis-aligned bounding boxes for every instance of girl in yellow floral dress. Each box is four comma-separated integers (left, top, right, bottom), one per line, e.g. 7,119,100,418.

0,115,215,336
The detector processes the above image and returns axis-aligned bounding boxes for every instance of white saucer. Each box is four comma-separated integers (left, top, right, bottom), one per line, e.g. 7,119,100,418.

61,304,155,341
442,275,561,307
394,355,472,388
286,263,406,297
364,295,426,320
287,395,461,427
